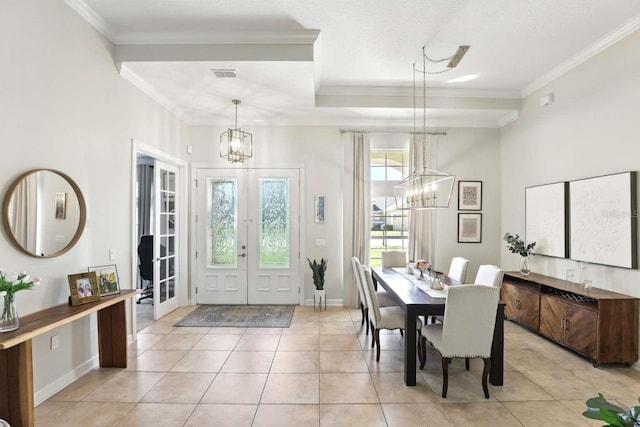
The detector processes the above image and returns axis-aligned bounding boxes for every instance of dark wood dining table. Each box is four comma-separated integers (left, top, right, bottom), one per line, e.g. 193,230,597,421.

371,267,505,387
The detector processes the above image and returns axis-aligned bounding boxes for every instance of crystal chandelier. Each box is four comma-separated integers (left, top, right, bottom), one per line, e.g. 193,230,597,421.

394,45,468,209
220,99,253,163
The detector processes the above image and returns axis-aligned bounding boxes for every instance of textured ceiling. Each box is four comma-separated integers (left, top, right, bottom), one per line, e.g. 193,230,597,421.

67,0,640,127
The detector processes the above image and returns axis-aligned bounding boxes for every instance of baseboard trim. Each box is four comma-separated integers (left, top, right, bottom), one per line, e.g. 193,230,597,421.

303,298,344,307
34,355,99,406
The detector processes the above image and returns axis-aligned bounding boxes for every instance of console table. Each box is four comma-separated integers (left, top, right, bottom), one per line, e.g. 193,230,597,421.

0,290,139,427
502,272,638,366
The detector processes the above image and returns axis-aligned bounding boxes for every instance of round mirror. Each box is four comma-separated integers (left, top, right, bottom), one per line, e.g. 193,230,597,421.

2,169,86,258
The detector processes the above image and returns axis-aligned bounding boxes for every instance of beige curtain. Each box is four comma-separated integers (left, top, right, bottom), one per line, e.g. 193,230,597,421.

7,174,37,251
408,134,435,265
349,132,370,308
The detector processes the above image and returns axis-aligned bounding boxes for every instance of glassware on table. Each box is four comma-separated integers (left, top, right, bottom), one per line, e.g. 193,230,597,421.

583,280,593,289
565,269,576,284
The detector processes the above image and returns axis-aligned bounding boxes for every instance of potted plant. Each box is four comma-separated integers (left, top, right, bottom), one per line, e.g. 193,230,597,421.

583,393,640,426
503,233,536,275
307,258,327,310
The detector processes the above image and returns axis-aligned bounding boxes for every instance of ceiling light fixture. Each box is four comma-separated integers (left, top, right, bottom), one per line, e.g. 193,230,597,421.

220,99,253,163
395,44,469,209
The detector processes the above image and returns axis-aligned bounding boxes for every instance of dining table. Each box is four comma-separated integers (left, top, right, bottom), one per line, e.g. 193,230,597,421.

371,266,505,387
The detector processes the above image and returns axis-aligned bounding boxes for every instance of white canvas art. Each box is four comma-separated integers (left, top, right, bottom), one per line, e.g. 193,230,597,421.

569,172,637,268
525,182,567,258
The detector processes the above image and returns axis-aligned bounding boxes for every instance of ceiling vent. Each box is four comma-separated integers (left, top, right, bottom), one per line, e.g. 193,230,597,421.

211,69,237,79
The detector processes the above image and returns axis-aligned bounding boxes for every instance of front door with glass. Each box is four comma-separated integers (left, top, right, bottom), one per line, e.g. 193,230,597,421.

196,168,300,305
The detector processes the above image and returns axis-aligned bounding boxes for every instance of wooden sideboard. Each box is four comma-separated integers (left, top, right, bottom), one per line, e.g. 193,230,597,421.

501,272,638,366
0,290,139,427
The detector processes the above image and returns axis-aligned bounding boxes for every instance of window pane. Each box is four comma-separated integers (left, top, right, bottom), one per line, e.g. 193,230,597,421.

259,178,289,268
207,178,237,266
369,148,409,264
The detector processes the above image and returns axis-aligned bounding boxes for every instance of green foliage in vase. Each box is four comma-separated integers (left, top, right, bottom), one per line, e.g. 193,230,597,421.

0,271,40,299
307,258,328,290
503,233,536,257
583,393,640,426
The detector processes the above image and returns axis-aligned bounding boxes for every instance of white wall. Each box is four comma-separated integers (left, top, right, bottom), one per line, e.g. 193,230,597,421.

0,0,188,402
501,29,640,301
500,27,640,366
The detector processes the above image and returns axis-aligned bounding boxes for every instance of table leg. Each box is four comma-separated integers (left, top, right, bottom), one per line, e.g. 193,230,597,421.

98,300,128,368
0,340,34,427
403,307,418,386
490,303,505,386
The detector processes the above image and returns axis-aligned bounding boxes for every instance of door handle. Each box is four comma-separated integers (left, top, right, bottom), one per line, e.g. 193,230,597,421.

238,253,246,258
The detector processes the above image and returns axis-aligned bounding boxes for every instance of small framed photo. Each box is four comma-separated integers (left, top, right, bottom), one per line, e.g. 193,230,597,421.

315,195,325,223
55,192,66,219
458,181,482,210
88,264,121,296
68,272,101,305
458,213,482,243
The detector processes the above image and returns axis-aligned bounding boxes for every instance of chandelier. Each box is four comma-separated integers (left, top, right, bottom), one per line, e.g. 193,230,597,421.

394,45,468,209
220,99,253,163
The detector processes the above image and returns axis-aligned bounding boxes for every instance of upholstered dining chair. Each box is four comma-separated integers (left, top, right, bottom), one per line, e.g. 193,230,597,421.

448,257,470,283
381,250,407,268
474,264,504,288
351,257,397,336
359,264,422,362
419,284,500,398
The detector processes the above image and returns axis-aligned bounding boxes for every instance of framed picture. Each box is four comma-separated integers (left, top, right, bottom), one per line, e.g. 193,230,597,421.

458,181,482,210
68,272,101,305
458,213,482,243
315,195,325,223
55,192,66,219
88,264,121,296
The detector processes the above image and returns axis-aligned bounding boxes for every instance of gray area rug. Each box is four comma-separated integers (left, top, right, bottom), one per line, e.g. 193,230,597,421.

174,304,295,328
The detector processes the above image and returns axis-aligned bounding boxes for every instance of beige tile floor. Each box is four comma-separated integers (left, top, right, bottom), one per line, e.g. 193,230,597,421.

35,305,640,426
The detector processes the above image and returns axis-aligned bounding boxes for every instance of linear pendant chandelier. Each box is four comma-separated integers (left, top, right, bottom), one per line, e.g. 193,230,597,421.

394,45,468,210
220,99,253,163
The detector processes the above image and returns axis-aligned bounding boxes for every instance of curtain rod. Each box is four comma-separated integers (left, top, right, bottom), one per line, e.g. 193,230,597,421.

340,130,447,136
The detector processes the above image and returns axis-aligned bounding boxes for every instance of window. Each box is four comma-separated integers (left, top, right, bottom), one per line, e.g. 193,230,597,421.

370,149,409,267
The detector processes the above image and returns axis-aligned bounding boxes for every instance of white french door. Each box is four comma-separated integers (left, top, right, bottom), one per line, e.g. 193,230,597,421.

196,168,300,305
154,161,179,318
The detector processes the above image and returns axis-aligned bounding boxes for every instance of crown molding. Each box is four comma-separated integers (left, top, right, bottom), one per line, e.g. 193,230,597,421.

114,30,321,46
318,86,521,99
498,111,520,128
119,64,190,124
522,14,640,97
64,0,116,43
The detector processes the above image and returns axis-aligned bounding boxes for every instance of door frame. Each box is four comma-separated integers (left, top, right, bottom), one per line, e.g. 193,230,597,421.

190,163,306,306
130,140,189,328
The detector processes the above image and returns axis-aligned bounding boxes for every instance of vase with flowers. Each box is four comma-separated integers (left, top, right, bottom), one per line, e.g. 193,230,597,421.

0,270,40,332
414,259,432,280
503,233,536,276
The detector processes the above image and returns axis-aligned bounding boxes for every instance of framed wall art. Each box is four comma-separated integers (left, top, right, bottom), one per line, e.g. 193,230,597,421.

525,182,569,258
315,195,325,223
55,192,66,219
458,213,482,243
569,171,637,268
68,271,101,305
458,181,482,210
88,264,121,296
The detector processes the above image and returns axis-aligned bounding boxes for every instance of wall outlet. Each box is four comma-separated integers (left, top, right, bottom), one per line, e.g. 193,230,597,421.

50,335,59,350
315,239,326,247
109,249,116,260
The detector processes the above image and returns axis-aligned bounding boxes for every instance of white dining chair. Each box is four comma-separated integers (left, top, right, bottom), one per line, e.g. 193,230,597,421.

381,250,407,268
448,257,470,283
474,264,504,288
359,264,421,362
419,284,500,398
351,256,397,336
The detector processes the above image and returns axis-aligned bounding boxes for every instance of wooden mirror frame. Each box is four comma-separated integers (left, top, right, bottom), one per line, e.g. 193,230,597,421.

2,169,87,258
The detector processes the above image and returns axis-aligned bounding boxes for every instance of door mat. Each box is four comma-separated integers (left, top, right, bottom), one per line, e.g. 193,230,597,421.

174,304,295,328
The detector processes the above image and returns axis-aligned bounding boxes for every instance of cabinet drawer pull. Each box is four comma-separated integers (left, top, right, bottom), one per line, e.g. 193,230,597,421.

565,319,569,330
